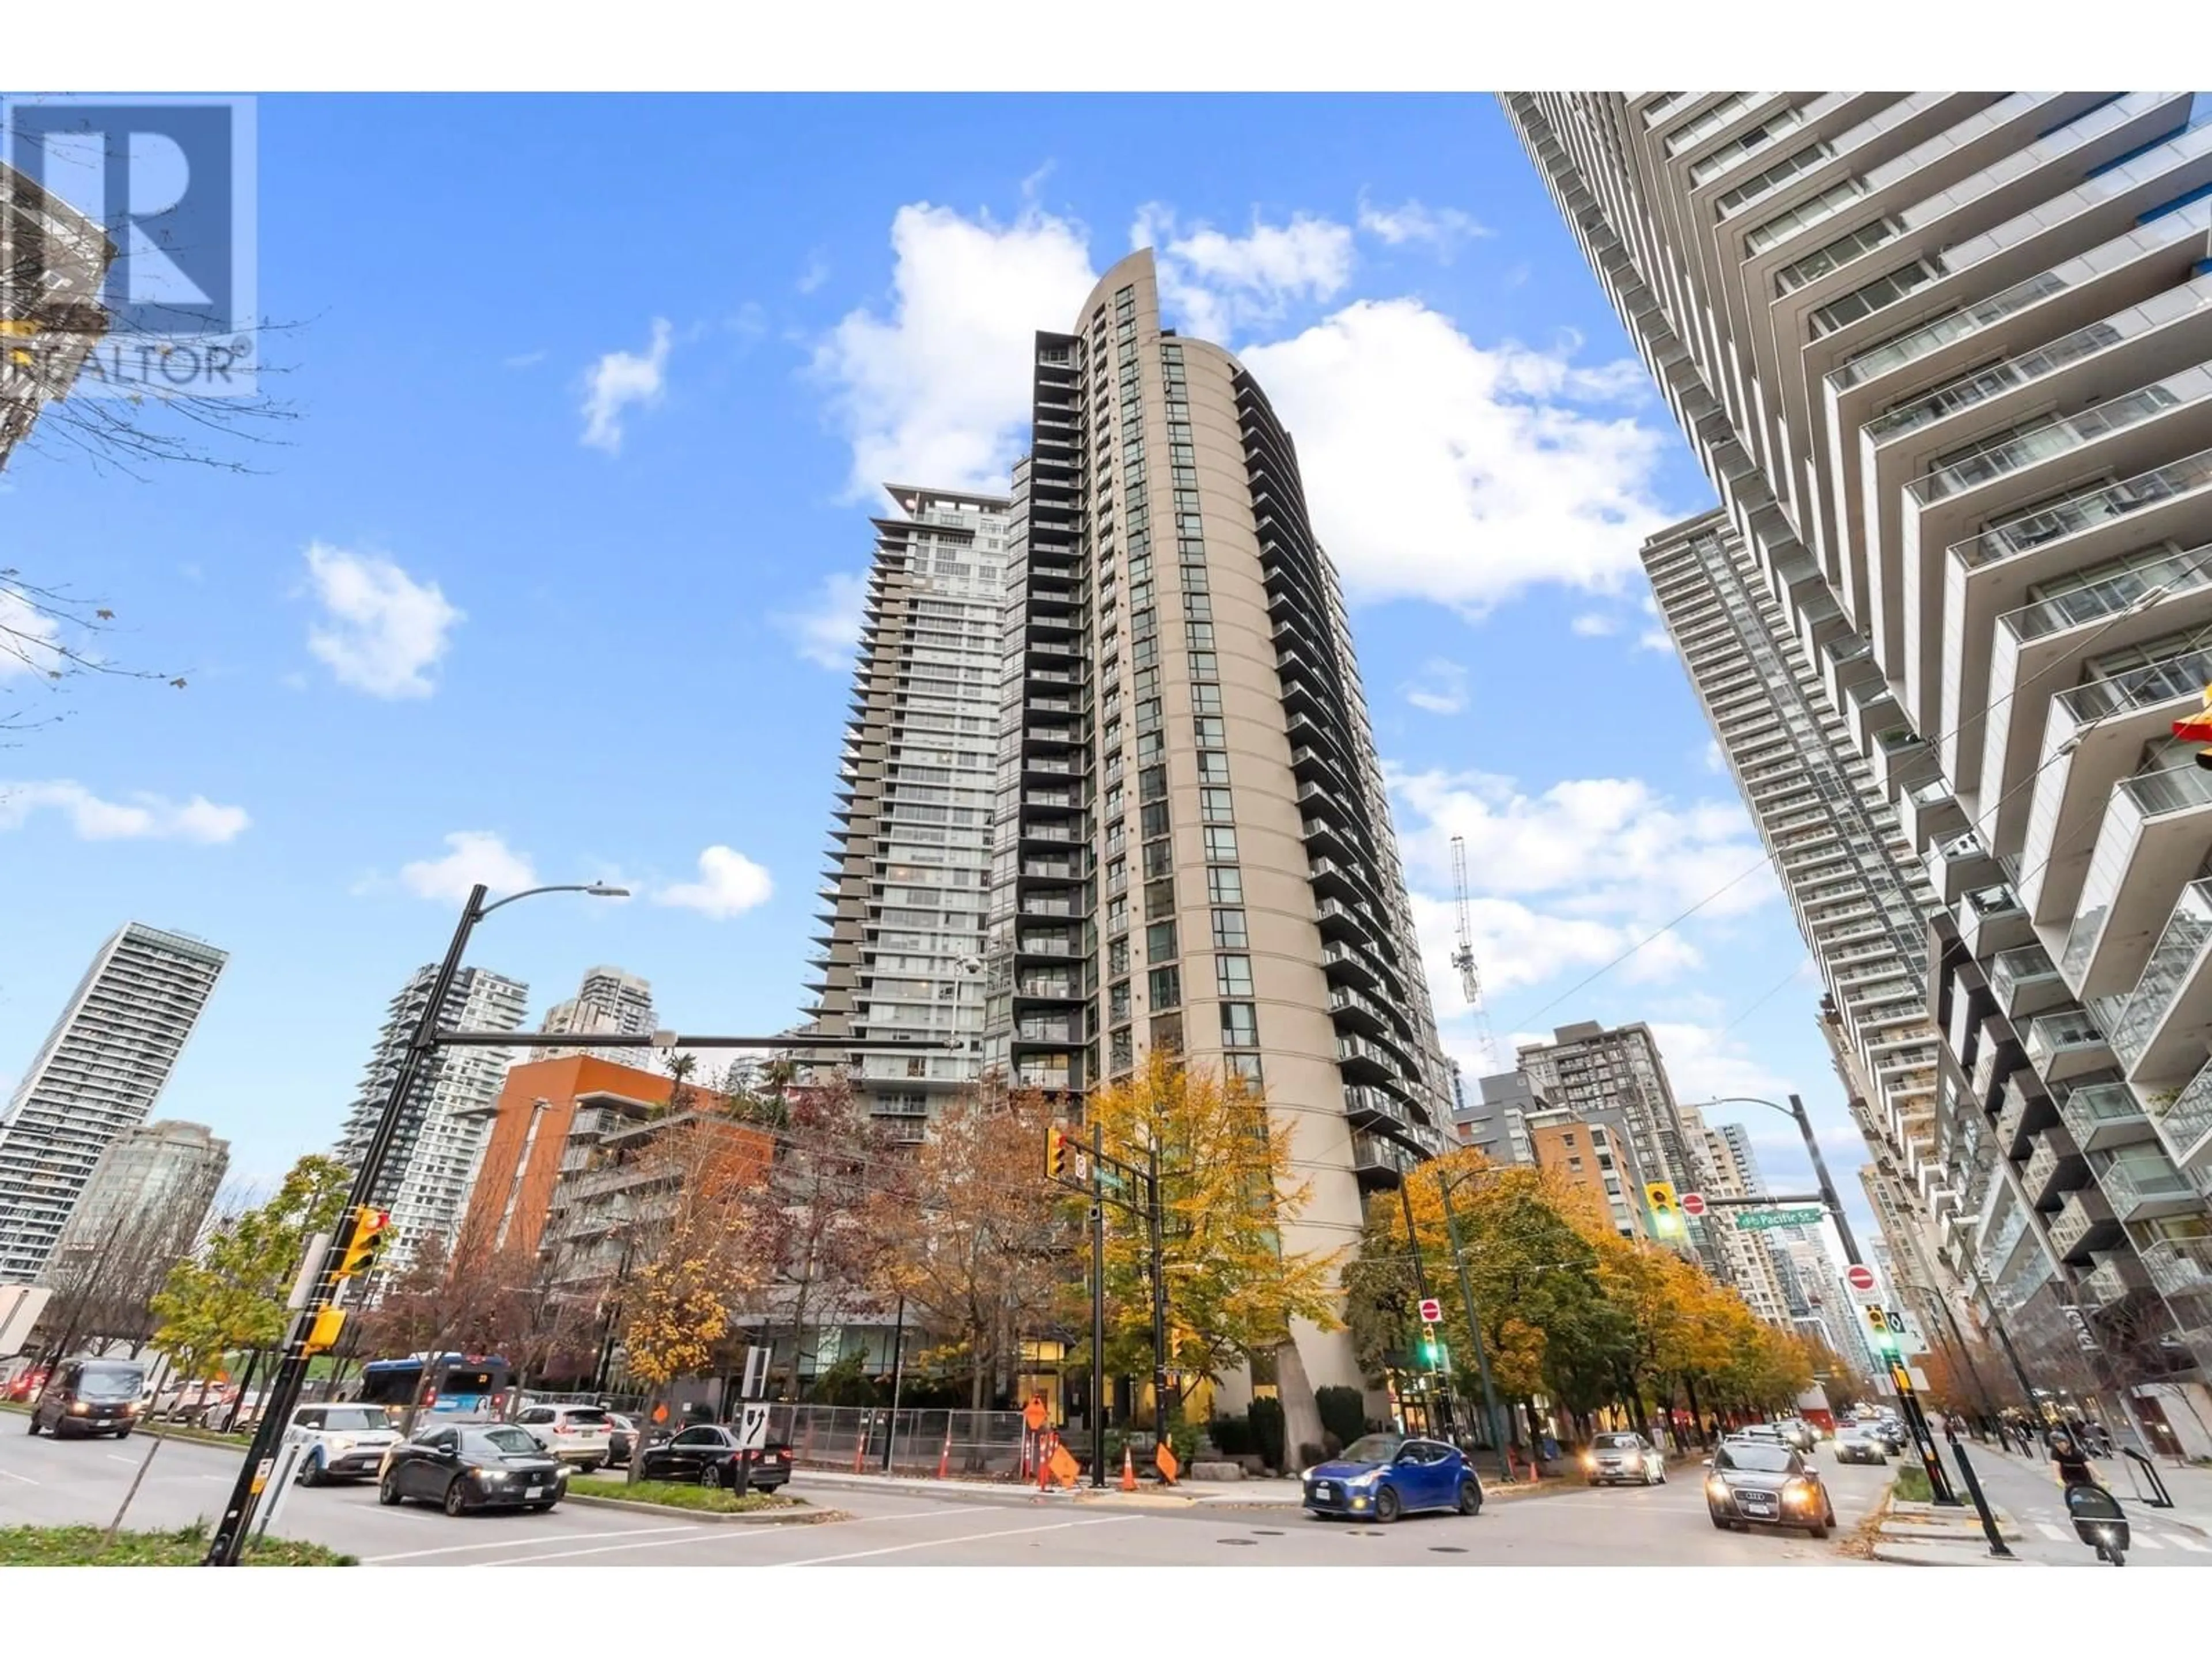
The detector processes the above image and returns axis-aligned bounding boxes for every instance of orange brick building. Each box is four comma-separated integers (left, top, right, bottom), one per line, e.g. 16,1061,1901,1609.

457,1055,701,1266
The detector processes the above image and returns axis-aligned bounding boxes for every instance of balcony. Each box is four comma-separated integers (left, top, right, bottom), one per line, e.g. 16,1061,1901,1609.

1926,830,2002,906
2096,1149,2201,1222
1342,1082,1408,1132
1914,382,2191,508
2057,765,2212,1003
2081,1255,2137,1311
2057,1081,2156,1153
2141,1236,2212,1298
1350,1130,1418,1185
2021,1124,2087,1209
1016,934,1076,958
2105,877,2212,1082
1953,444,2212,570
1337,1033,1402,1086
1315,897,1375,944
2021,1010,2113,1084
1016,1018,1077,1043
1989,945,2067,1022
2048,1186,2120,1263
1959,883,2032,957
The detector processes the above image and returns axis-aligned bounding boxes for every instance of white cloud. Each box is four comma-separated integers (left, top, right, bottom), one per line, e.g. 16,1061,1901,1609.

1648,1022,1798,1111
1357,195,1490,253
1134,204,1355,342
655,845,774,919
580,318,673,453
813,201,1097,497
797,251,830,294
1,583,65,680
0,779,249,843
503,349,548,369
1402,658,1469,715
399,831,537,903
302,544,463,700
777,571,870,670
1638,628,1676,653
1703,739,1728,775
1570,612,1619,637
1238,300,1674,615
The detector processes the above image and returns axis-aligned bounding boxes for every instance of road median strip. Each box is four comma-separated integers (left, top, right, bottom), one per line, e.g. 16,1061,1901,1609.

564,1477,842,1524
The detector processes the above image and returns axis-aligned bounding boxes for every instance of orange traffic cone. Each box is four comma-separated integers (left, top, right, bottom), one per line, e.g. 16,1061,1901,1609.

1120,1443,1138,1491
937,1421,953,1480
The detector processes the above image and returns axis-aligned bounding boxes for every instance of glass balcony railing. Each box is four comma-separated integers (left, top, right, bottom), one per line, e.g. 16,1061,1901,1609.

2097,1152,2198,1218
2141,1236,2212,1297
1913,386,2183,505
2003,541,2212,645
1831,270,2070,393
2082,1256,2133,1308
2119,763,2212,819
2059,1081,2149,1146
1990,945,2061,1010
1957,446,2212,569
2107,878,2212,1071
2058,642,2212,724
2154,1055,2212,1153
1867,320,2128,444
2049,1188,2112,1257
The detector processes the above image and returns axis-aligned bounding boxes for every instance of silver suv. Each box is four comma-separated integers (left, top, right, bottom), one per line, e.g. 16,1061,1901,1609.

513,1403,613,1470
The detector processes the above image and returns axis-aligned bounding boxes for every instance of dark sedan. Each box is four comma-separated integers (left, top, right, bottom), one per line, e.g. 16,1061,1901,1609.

638,1423,794,1491
377,1422,567,1516
1301,1433,1482,1523
1705,1439,1835,1537
1832,1427,1888,1466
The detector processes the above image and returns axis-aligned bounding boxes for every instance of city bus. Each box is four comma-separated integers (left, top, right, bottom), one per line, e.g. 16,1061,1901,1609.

356,1354,515,1418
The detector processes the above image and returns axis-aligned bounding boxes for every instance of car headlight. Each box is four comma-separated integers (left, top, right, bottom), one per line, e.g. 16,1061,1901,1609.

1785,1480,1813,1505
1346,1469,1381,1488
1581,1453,1597,1468
67,1402,88,1415
478,1469,510,1483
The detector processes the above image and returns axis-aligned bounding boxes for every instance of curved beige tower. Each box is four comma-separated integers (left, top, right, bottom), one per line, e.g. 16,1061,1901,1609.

983,251,1453,1418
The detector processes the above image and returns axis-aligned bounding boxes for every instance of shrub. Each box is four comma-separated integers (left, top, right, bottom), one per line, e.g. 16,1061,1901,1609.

1316,1385,1365,1450
1248,1396,1287,1472
1297,1440,1328,1471
1209,1414,1254,1457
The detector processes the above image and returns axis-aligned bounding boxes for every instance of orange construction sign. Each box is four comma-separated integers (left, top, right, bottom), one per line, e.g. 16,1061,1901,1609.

1024,1396,1048,1433
1048,1442,1081,1488
652,1402,669,1423
1155,1439,1180,1485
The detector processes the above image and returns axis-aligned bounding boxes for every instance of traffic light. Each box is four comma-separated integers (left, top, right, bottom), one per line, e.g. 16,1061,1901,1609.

1046,1126,1070,1180
1644,1181,1681,1234
335,1206,392,1280
1865,1305,1902,1359
302,1307,347,1355
1419,1335,1444,1369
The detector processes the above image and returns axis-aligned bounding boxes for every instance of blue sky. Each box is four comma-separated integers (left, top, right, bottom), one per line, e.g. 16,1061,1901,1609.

0,93,1871,1240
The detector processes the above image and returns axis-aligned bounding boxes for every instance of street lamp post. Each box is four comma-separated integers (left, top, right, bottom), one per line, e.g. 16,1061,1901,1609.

202,880,627,1565
1431,1166,1512,1483
1395,1178,1455,1437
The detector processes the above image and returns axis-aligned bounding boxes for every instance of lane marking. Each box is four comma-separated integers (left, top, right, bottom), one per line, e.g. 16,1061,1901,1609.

362,1523,698,1564
472,1502,988,1567
2037,1522,2068,1541
0,1467,37,1485
776,1514,1138,1567
106,1454,137,1465
2132,1535,2163,1550
2168,1535,2207,1554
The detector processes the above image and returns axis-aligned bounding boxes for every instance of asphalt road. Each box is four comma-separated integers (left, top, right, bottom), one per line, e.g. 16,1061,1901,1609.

2,1425,1909,1567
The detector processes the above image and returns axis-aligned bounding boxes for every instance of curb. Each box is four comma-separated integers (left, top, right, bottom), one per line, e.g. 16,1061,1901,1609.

1872,1541,2021,1567
562,1493,841,1526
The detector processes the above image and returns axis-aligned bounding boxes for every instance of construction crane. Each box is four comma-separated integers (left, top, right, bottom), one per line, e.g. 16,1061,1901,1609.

1448,835,1499,1069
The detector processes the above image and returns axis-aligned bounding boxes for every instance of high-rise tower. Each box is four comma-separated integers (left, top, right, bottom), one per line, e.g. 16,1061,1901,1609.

800,486,1009,1134
1508,91,2212,1386
0,923,228,1283
330,963,527,1273
539,965,657,1063
980,250,1453,1395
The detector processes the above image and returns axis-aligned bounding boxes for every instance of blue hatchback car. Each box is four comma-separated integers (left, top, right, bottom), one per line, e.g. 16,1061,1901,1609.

1302,1432,1483,1522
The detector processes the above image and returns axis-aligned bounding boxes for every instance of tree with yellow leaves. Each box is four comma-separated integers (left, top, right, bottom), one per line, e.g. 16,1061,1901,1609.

1084,1053,1343,1423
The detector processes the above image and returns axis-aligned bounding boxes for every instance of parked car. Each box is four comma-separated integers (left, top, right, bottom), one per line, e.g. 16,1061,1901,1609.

1705,1439,1836,1537
606,1413,638,1467
512,1403,613,1471
637,1423,794,1491
1582,1431,1668,1486
1832,1427,1888,1466
285,1402,402,1484
1301,1433,1483,1523
377,1422,567,1515
26,1356,146,1439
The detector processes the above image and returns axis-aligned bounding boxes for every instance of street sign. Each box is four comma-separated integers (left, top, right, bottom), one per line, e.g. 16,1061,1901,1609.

1845,1263,1877,1293
1418,1298,1443,1324
735,1403,770,1452
1680,1192,1707,1217
1732,1207,1825,1231
740,1344,770,1400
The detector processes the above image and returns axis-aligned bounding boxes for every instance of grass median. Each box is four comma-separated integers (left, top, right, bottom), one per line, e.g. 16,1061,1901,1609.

1893,1465,1933,1503
0,1523,355,1567
567,1476,804,1515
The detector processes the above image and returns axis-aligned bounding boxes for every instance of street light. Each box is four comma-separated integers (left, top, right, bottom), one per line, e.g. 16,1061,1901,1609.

203,878,624,1566
1425,1163,1514,1484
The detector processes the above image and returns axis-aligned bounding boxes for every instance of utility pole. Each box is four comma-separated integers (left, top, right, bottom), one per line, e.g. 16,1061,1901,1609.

1395,1178,1453,1436
881,1296,907,1475
1789,1092,1955,1506
1435,1172,1509,1482
1147,1140,1171,1441
1089,1118,1107,1489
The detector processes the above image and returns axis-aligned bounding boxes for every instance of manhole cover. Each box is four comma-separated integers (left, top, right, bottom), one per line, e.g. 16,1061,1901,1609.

1218,1537,1257,1546
1429,1546,1469,1554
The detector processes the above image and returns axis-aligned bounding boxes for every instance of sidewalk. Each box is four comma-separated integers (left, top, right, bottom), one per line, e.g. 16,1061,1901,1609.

1965,1435,2212,1535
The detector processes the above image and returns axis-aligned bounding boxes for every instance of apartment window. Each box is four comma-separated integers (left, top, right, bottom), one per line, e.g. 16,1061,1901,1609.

1109,1030,1134,1072
1108,938,1130,976
1191,681,1221,713
1108,981,1131,1022
1150,1013,1184,1055
1145,880,1176,922
1226,1053,1264,1088
1197,752,1231,785
1139,765,1168,802
1212,908,1248,948
1215,954,1254,996
1147,919,1177,961
1141,800,1171,839
1189,652,1218,678
1149,967,1182,1010
1568,1156,1584,1172
1809,257,1943,338
1194,715,1226,747
1143,840,1173,879
1207,867,1243,904
1220,1002,1260,1047
1187,622,1215,649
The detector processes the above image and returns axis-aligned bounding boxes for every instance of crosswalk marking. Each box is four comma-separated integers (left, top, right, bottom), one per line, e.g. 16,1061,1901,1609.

2172,1535,2209,1553
2133,1535,2164,1550
2037,1522,2069,1541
